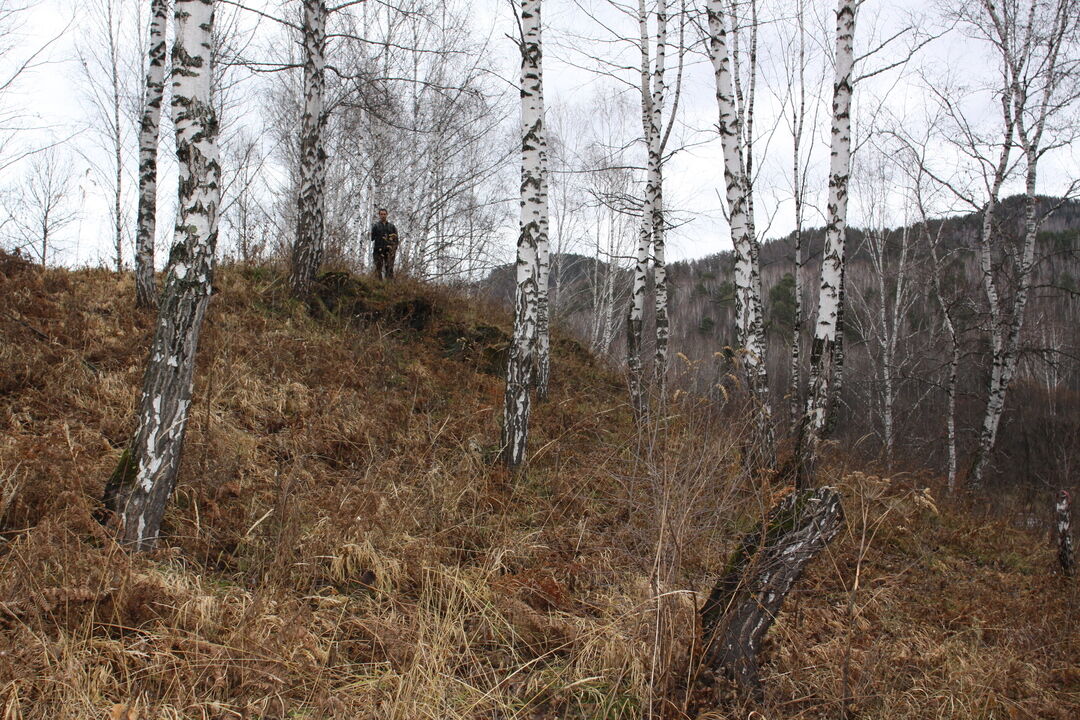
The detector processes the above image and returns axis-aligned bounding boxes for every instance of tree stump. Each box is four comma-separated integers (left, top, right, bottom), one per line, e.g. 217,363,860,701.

699,487,844,701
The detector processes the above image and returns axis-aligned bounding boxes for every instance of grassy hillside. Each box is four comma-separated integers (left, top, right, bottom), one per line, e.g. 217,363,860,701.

0,253,1076,719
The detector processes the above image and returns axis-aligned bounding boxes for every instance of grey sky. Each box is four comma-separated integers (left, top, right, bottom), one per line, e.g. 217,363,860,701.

1,0,1076,268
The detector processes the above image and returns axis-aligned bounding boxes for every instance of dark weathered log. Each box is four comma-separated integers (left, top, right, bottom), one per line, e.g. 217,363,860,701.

699,487,844,700
1058,490,1074,577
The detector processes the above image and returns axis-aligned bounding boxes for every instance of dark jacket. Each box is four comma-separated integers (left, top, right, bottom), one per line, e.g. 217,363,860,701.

371,220,398,247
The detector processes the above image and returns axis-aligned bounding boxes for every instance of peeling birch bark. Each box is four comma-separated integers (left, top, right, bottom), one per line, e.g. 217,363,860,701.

290,0,328,297
135,0,169,310
502,0,545,467
102,0,219,551
699,487,844,700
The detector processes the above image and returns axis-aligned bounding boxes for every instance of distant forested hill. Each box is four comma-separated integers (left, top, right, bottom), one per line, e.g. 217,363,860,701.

482,195,1080,491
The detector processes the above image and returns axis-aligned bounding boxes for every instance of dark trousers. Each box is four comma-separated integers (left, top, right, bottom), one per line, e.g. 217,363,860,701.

374,242,397,279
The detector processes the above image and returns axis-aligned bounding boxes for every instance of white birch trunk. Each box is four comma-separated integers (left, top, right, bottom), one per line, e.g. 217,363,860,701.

967,0,1074,488
589,213,603,351
706,0,771,424
103,0,219,551
502,0,545,467
599,212,618,355
969,153,1038,487
789,0,807,430
648,0,669,392
790,146,804,430
107,0,123,275
943,315,959,491
626,0,654,420
799,0,855,483
706,2,750,342
824,264,847,437
135,0,169,310
601,241,618,355
920,209,959,490
535,98,551,402
290,0,328,297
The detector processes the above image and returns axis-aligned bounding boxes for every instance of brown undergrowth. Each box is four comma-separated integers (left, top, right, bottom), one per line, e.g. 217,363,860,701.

0,253,1076,718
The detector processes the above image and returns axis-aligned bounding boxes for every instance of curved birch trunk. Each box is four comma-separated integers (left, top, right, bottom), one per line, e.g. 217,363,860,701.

502,0,545,467
290,0,328,297
699,487,844,700
135,0,169,310
797,0,854,485
102,0,219,551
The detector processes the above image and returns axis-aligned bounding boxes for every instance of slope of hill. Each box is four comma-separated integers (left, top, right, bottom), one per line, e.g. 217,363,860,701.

0,254,1076,719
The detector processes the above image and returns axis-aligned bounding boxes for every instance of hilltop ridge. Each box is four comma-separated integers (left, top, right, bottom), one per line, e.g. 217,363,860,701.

0,254,1076,718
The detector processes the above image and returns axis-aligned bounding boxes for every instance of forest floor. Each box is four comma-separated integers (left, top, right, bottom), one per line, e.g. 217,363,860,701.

0,253,1076,719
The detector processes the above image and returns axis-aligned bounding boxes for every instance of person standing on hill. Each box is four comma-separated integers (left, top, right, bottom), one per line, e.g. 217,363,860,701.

371,208,399,280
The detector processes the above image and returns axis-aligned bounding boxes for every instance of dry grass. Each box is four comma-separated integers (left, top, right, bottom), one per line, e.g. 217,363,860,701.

0,253,1076,719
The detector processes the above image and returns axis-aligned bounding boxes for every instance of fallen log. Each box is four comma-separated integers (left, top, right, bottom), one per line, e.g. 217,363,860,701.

699,487,844,701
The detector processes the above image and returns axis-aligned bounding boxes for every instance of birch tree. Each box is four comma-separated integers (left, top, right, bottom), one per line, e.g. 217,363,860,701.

134,0,169,309
102,0,220,550
586,158,636,357
646,0,670,392
626,0,668,417
918,186,964,491
502,0,546,467
3,148,77,265
535,87,552,401
79,0,134,274
846,146,926,470
918,0,1080,488
894,126,968,492
276,0,511,281
964,0,1079,488
705,0,771,428
780,0,818,430
289,0,328,297
797,0,856,484
625,0,684,416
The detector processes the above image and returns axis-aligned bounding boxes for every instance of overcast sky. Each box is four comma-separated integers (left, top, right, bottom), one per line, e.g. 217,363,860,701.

1,0,1077,268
